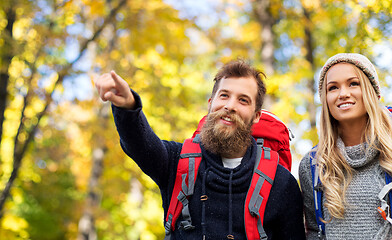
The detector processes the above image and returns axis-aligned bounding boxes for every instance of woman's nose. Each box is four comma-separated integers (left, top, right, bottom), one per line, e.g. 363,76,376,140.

339,87,351,99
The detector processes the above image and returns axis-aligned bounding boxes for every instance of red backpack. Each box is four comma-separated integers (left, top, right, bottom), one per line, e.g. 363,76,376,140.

164,110,293,239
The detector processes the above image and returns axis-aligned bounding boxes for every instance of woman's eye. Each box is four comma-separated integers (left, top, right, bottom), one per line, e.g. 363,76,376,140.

350,82,360,86
328,86,337,91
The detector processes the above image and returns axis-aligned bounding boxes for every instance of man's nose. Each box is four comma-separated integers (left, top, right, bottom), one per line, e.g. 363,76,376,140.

224,98,237,112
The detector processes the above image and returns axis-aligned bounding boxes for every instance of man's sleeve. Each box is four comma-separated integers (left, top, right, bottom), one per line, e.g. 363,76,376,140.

263,165,306,239
276,166,306,240
111,90,182,188
299,153,320,240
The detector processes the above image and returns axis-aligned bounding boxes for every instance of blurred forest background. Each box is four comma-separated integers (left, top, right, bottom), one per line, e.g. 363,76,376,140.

1,0,392,239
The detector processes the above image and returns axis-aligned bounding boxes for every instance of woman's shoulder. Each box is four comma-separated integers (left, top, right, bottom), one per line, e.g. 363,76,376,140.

299,147,317,167
298,147,318,181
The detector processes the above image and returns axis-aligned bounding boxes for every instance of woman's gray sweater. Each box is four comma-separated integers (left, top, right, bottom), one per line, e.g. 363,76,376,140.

299,139,392,240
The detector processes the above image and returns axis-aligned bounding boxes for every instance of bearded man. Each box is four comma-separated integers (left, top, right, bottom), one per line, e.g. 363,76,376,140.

95,60,305,239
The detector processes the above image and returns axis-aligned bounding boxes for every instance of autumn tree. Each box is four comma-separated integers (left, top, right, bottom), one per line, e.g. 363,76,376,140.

1,0,210,238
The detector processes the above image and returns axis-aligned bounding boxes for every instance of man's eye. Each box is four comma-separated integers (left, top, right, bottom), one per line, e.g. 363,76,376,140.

240,98,249,104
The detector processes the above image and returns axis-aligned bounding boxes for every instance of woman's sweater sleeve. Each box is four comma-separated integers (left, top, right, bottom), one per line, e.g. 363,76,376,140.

299,153,320,240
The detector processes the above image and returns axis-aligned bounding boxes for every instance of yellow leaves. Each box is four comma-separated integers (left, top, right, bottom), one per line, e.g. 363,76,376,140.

123,180,163,239
301,0,320,10
44,72,59,92
82,0,106,16
266,73,299,123
96,218,109,230
65,12,76,26
227,0,245,7
241,21,261,44
0,17,8,30
57,1,82,28
143,48,163,66
120,58,129,68
20,163,42,184
13,18,32,40
1,94,24,172
265,74,290,96
16,8,24,16
58,102,94,123
25,101,44,119
302,126,319,145
68,123,91,184
110,49,121,60
27,28,38,41
9,58,26,79
0,136,13,174
1,214,29,233
146,108,172,137
358,0,388,13
141,232,157,240
347,1,367,18
132,70,149,89
1,187,29,237
146,0,167,11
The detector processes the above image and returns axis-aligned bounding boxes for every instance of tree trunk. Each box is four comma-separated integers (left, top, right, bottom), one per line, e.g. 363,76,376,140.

77,102,110,240
77,145,106,240
303,7,317,130
253,0,275,76
0,7,16,149
252,0,277,109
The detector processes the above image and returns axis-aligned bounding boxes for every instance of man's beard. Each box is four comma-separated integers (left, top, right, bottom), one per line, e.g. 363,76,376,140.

199,110,254,157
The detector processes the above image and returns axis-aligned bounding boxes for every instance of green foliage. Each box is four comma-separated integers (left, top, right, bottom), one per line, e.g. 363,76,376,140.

18,169,78,240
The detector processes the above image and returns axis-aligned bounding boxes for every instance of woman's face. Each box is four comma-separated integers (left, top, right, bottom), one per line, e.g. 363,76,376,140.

325,63,367,125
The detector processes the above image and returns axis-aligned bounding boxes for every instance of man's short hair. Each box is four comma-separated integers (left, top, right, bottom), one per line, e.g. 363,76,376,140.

211,59,267,111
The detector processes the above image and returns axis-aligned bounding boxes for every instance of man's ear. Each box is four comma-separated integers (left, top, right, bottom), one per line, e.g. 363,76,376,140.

253,110,262,124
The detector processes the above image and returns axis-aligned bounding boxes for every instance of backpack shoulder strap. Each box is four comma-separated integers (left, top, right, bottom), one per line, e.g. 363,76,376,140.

378,172,392,224
309,147,326,239
164,135,202,239
386,173,392,216
386,106,392,218
244,139,279,240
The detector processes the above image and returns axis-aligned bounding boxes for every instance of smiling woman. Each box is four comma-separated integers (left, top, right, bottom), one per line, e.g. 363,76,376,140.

325,63,368,141
299,53,392,240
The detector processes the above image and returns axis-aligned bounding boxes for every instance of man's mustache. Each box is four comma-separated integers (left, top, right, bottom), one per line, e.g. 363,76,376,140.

207,109,245,126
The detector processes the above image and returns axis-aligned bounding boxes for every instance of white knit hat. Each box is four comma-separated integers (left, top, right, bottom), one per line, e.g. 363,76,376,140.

318,53,381,99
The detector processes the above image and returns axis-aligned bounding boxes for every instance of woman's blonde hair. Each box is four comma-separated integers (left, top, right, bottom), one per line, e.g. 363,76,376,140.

317,63,392,219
